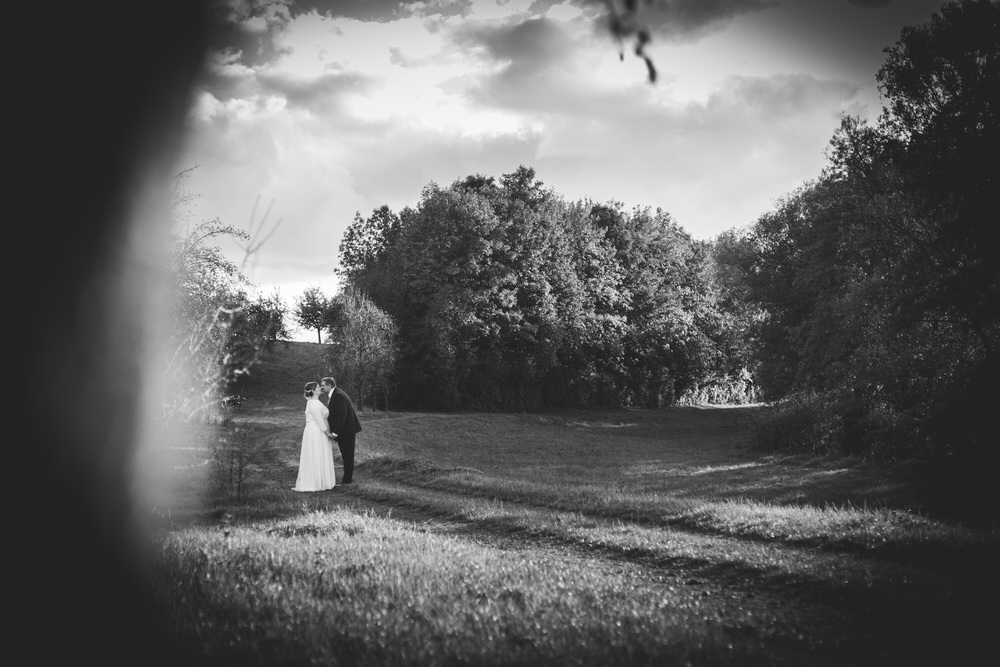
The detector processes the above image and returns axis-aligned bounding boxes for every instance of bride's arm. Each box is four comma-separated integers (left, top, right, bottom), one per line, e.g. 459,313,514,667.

307,401,335,436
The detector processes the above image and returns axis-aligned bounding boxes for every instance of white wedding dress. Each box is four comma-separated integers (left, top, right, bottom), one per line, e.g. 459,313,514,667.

293,398,336,492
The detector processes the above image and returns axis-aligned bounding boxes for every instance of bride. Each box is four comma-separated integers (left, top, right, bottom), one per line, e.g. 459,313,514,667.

293,381,337,492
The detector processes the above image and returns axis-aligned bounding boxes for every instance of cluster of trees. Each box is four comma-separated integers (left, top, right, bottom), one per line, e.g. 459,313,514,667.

715,0,998,463
336,167,755,411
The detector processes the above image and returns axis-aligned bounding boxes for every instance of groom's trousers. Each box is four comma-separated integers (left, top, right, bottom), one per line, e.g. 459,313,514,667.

337,433,356,483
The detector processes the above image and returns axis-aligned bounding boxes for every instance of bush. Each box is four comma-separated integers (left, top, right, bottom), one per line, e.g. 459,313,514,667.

677,369,758,406
748,391,846,456
209,422,266,499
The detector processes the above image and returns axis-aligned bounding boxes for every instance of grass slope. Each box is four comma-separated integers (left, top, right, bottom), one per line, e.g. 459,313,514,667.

146,341,1000,666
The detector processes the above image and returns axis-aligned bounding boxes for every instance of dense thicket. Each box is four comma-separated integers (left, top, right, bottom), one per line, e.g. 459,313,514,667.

721,0,998,464
338,167,754,411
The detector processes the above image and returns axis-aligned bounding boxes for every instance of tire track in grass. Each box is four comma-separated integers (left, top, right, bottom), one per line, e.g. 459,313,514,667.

319,472,984,666
335,474,952,592
324,480,868,664
358,455,993,577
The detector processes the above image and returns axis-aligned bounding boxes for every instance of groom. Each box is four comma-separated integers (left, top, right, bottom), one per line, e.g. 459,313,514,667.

320,376,362,484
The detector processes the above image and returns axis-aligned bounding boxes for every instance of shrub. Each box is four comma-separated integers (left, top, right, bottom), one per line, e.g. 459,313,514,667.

748,391,846,456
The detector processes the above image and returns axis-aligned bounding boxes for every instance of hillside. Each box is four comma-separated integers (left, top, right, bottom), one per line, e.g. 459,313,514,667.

235,340,331,406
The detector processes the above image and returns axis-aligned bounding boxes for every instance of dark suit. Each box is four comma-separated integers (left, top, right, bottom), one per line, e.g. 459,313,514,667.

325,387,362,483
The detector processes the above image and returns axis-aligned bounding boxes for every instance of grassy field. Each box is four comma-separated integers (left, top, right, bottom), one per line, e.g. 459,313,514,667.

144,342,998,666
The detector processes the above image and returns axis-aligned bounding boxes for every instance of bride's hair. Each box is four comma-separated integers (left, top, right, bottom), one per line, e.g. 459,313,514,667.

303,381,319,398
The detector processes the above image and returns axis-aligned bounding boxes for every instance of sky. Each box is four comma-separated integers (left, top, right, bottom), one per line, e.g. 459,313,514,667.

175,0,951,340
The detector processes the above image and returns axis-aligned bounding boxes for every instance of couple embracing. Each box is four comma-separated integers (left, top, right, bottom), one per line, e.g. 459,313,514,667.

293,376,362,492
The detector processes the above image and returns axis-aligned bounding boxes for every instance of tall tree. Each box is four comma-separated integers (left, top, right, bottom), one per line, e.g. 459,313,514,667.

873,0,1000,350
337,205,401,284
388,181,507,408
294,286,333,343
325,288,399,411
239,290,290,349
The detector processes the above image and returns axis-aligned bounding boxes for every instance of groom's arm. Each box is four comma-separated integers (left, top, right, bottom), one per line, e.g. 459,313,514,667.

329,393,347,435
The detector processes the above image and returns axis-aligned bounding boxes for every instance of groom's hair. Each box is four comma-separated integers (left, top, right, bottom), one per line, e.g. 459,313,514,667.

322,376,337,388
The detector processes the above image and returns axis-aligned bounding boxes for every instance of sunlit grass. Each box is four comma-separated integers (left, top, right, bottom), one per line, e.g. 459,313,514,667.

153,509,802,666
318,462,980,592
359,454,988,553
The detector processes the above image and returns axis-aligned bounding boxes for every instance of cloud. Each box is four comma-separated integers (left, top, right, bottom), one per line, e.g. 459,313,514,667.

197,44,376,115
706,73,861,118
208,0,781,72
575,0,778,42
291,0,474,22
206,0,296,67
471,15,574,66
258,70,375,112
450,14,625,115
519,71,861,235
848,0,899,8
452,16,580,92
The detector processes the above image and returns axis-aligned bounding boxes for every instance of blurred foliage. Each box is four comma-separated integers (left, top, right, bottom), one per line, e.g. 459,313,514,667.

164,167,289,422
